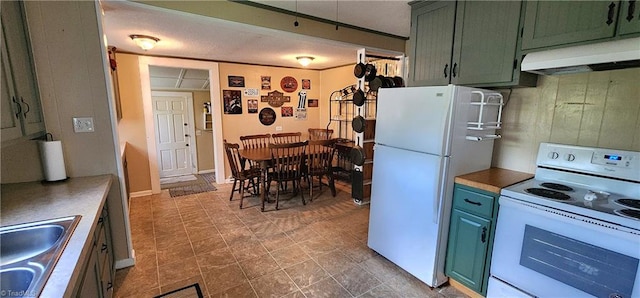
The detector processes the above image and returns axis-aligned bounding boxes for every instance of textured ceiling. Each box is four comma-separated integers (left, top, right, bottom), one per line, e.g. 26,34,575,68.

101,0,410,73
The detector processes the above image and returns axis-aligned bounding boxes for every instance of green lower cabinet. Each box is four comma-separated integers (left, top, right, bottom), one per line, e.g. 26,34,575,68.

445,209,490,293
446,184,499,296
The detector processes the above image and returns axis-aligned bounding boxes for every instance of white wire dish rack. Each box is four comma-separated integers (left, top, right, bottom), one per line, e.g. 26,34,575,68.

465,91,504,141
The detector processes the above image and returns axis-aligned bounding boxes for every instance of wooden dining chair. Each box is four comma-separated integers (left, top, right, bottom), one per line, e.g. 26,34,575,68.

271,132,302,144
308,128,334,140
240,133,271,149
266,141,308,210
306,139,337,200
239,133,271,168
224,140,261,209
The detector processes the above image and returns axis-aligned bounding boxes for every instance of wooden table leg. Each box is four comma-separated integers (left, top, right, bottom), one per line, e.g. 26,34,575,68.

260,161,268,211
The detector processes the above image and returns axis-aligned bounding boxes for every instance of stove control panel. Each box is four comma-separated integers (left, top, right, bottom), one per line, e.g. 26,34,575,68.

537,143,640,182
591,151,633,168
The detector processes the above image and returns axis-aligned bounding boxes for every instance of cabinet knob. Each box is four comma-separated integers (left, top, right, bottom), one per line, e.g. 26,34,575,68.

101,243,108,252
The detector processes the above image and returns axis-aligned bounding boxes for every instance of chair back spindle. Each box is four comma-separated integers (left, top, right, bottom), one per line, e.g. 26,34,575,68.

308,128,334,140
240,134,271,149
272,132,302,144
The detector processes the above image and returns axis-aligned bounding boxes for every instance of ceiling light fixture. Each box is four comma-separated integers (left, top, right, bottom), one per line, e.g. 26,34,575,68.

296,56,314,67
129,34,160,51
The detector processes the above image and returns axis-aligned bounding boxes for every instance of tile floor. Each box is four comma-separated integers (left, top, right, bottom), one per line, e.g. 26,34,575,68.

114,180,468,298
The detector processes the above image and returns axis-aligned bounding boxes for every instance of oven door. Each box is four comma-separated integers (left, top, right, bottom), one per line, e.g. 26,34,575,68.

489,196,640,298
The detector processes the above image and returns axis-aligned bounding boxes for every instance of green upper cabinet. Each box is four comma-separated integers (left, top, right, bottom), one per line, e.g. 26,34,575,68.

1,0,45,144
522,1,639,50
408,1,456,87
618,0,640,35
452,1,523,86
408,1,535,88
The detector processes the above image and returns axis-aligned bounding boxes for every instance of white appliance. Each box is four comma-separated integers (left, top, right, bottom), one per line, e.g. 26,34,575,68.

521,37,640,75
488,143,640,298
368,85,501,287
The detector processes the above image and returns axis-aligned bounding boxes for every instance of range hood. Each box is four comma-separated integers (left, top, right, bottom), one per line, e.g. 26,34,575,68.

521,37,640,75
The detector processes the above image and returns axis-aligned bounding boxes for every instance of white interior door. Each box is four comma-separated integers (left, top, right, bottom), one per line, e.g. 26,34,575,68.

152,91,196,178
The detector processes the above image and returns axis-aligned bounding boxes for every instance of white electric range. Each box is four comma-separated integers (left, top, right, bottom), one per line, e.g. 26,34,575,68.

488,143,640,298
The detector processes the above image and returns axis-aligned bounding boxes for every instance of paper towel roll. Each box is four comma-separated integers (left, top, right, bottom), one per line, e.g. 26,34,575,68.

38,140,67,181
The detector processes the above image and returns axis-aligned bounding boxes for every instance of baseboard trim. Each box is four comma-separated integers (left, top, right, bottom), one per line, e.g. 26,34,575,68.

449,278,483,298
130,190,153,198
198,169,215,174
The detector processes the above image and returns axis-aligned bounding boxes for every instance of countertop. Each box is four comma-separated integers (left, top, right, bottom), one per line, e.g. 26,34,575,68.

454,167,534,194
1,175,113,297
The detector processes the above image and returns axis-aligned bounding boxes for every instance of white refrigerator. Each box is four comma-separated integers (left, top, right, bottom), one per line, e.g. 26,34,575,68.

367,85,498,287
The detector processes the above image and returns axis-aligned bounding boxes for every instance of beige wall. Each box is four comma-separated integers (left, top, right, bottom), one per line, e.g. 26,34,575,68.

319,65,356,138
217,63,322,145
492,68,640,173
116,53,151,193
192,91,215,171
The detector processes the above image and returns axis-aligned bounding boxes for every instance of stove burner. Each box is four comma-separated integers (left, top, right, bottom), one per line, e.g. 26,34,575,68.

525,188,571,200
615,199,640,210
540,182,574,192
614,209,640,220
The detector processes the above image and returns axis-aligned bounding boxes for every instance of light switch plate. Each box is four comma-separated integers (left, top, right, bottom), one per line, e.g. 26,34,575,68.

73,117,94,133
276,126,283,131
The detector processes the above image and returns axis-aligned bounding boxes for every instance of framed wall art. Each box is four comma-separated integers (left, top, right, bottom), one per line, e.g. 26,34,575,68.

228,75,245,87
280,76,298,93
281,106,293,117
223,90,242,114
247,99,258,113
308,99,318,107
259,108,276,126
261,76,271,90
301,79,311,90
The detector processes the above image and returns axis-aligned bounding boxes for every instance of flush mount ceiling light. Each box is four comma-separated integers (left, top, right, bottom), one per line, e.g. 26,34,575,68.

129,34,160,51
296,56,314,67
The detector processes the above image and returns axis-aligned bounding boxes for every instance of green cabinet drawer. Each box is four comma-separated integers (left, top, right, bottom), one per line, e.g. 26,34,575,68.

452,185,495,218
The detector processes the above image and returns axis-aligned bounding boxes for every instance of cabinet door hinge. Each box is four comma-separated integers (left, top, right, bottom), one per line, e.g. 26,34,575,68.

513,59,518,70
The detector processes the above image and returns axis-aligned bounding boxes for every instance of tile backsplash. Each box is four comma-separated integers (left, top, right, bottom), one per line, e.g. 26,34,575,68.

492,68,640,173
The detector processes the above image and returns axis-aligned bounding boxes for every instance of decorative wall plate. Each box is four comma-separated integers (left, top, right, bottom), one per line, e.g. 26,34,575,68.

259,108,276,126
261,90,290,107
280,76,298,92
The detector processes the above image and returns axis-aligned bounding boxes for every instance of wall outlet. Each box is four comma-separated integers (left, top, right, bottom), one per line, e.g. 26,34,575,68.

276,126,283,131
73,117,95,133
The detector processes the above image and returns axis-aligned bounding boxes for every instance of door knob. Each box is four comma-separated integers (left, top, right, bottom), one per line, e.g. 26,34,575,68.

185,134,190,137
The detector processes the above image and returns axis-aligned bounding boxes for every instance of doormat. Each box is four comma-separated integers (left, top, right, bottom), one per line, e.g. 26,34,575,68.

154,283,203,298
168,175,217,198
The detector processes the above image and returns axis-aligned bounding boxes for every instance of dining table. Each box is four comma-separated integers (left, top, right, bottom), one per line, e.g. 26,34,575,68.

239,143,329,211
